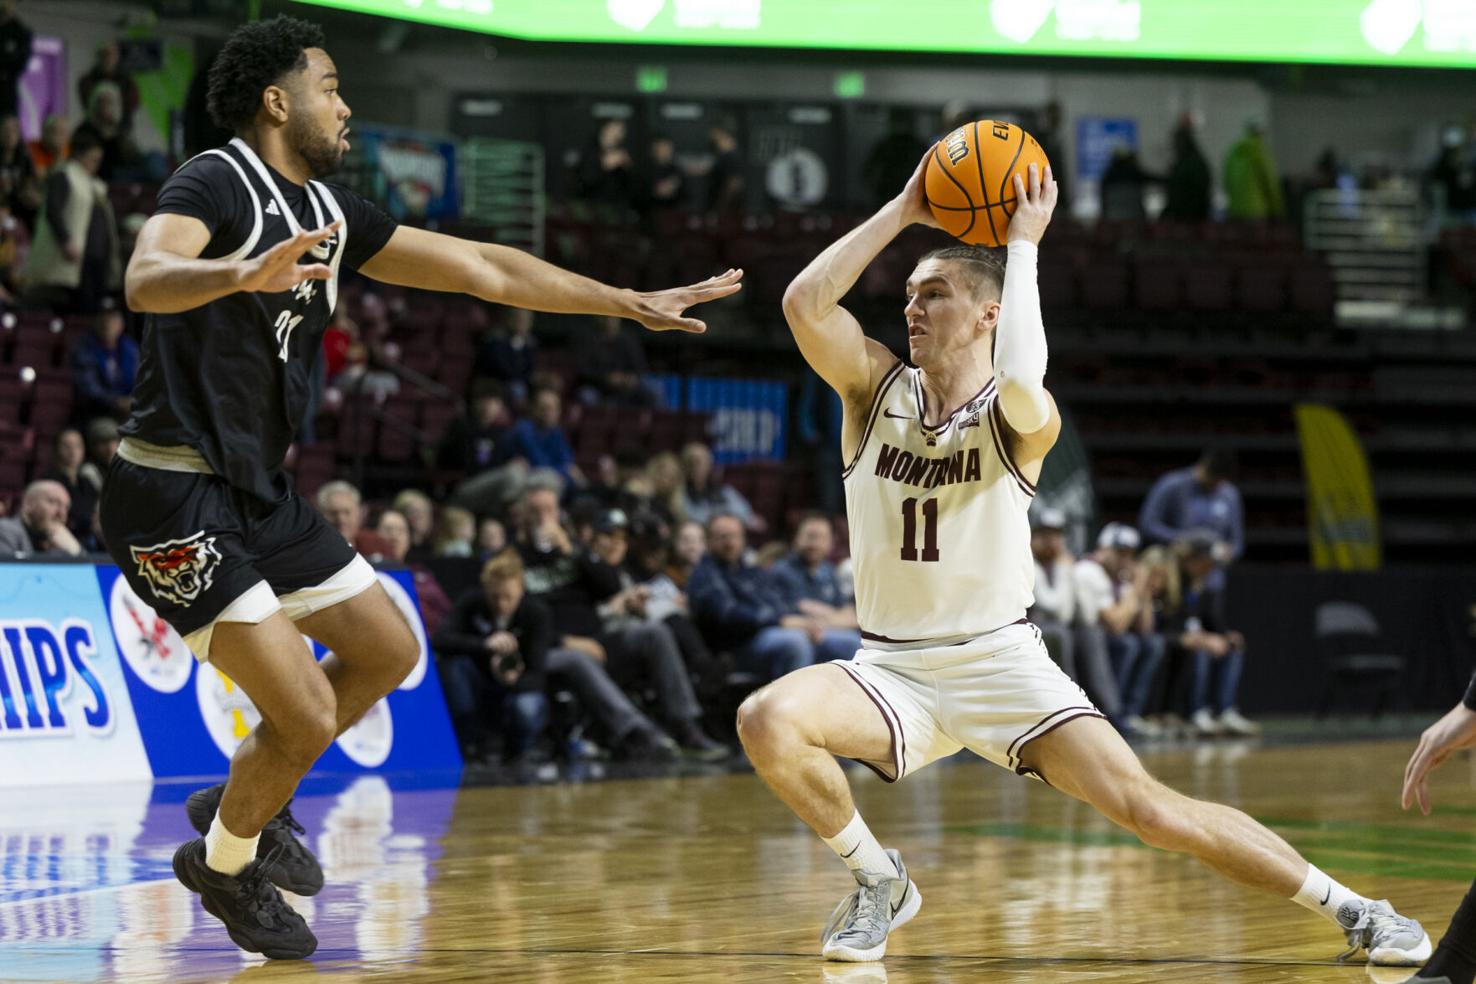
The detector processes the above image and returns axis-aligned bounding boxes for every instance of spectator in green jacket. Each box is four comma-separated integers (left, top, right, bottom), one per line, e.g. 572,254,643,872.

1223,122,1284,221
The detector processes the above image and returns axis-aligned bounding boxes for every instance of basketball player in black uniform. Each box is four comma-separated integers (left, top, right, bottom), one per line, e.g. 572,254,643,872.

1403,676,1476,984
105,16,741,960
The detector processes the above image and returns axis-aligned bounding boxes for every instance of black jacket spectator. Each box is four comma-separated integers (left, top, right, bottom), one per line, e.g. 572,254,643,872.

688,553,791,652
578,317,651,405
0,8,31,119
433,588,552,694
518,540,621,642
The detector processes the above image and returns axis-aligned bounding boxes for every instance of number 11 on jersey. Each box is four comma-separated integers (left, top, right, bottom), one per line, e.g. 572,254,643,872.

900,497,940,562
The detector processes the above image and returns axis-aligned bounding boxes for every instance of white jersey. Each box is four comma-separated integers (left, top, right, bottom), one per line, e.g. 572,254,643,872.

843,362,1036,645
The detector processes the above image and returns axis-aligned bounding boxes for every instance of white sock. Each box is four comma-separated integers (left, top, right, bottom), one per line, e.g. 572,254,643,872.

1292,864,1367,928
204,814,260,877
822,811,898,879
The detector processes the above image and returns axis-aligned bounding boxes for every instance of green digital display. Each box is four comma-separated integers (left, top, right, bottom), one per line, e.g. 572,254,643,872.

291,0,1476,68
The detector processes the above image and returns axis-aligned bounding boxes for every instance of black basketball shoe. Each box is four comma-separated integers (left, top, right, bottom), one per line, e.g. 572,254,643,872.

186,784,325,896
172,837,318,960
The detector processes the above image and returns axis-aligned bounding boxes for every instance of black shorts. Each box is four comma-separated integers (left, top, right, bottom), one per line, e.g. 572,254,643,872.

99,459,357,638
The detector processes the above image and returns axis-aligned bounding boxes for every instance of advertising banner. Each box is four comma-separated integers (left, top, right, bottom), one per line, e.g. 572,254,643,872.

685,376,787,464
341,123,460,221
0,562,460,787
0,565,153,787
1294,403,1381,570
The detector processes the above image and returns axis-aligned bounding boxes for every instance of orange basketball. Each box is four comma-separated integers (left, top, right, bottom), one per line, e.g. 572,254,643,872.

925,120,1050,247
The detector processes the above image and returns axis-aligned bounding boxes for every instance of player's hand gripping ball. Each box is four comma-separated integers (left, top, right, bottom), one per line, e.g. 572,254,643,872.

926,120,1051,247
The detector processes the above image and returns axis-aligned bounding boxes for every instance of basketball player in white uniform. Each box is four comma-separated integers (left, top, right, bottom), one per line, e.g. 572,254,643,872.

736,151,1430,966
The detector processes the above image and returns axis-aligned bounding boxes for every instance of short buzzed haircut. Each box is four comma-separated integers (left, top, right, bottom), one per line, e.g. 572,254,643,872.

918,244,1007,301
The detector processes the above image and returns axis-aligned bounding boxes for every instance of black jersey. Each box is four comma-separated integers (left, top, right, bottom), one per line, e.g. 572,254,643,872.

122,137,397,503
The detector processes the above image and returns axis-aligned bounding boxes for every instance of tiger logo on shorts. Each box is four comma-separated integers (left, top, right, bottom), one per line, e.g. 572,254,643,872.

130,532,222,607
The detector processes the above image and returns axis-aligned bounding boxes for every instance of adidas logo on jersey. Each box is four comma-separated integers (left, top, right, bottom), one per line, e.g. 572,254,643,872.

264,200,280,216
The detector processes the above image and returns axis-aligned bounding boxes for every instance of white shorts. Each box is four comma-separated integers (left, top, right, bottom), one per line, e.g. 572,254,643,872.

833,620,1104,783
182,555,379,662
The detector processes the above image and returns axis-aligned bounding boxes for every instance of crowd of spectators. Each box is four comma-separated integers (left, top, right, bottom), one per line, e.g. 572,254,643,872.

1028,448,1256,741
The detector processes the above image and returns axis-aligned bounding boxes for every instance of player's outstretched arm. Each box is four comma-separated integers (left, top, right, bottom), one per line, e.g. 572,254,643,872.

357,226,741,334
782,148,938,403
1403,692,1476,815
125,213,339,314
994,163,1058,438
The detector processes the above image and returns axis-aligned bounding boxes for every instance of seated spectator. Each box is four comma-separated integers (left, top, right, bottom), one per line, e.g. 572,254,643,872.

1139,448,1244,588
375,508,451,636
1081,524,1168,737
516,486,723,761
443,382,528,515
577,453,626,512
0,480,83,557
473,306,537,406
432,551,554,764
1072,523,1140,730
0,114,37,231
688,513,850,680
1167,533,1258,737
433,505,476,558
584,507,725,759
678,442,763,533
1140,544,1189,735
39,428,97,545
576,316,653,406
392,489,435,562
27,114,68,179
771,513,862,659
477,517,507,559
26,128,120,314
1028,507,1076,676
512,386,584,489
621,451,684,526
79,416,119,493
71,304,137,421
316,480,393,561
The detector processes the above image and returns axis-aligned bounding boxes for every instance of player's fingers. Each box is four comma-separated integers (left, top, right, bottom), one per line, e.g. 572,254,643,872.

296,263,333,282
688,282,743,302
1013,172,1027,203
1043,166,1058,207
1419,779,1432,815
662,317,707,334
1028,162,1041,200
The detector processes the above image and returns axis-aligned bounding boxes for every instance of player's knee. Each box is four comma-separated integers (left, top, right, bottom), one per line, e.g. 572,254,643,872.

1123,786,1185,851
736,687,801,758
282,696,338,768
385,627,420,689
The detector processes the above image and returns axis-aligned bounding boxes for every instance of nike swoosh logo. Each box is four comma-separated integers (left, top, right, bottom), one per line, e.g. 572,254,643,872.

841,844,860,859
1320,886,1332,906
883,409,914,420
892,884,909,917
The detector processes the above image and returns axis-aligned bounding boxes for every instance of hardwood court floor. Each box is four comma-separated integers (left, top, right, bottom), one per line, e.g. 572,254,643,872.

1,737,1473,983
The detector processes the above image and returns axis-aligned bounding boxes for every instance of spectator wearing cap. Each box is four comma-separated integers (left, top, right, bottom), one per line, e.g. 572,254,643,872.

1071,523,1141,733
71,304,137,422
0,480,83,557
771,513,862,660
512,486,710,761
1165,532,1257,737
1029,507,1076,676
1139,449,1244,589
1084,522,1167,736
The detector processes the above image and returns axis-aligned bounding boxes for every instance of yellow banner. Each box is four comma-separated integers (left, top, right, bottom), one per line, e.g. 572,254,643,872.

1294,403,1380,570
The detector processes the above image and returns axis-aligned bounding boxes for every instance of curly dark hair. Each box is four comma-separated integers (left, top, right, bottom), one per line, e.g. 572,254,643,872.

918,244,1006,300
207,15,326,133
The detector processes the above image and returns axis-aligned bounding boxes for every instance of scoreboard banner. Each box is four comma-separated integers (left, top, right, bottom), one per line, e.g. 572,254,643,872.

0,563,461,788
291,0,1476,69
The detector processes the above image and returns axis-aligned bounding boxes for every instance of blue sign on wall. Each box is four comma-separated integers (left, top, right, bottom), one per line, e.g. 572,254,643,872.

685,376,787,464
1076,117,1139,181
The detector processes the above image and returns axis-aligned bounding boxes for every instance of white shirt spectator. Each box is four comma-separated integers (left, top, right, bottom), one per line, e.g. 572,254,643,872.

1073,557,1116,627
1033,558,1076,623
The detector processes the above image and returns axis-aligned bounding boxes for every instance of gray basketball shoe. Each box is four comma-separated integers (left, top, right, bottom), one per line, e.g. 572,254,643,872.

1339,898,1433,966
820,848,922,962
